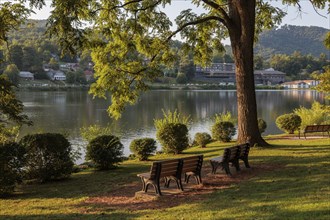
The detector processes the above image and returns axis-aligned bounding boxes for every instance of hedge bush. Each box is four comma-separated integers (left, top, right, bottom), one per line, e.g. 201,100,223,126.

0,142,26,196
86,135,124,170
211,121,236,142
20,133,74,182
156,123,189,154
154,110,190,154
258,118,267,134
276,113,302,134
194,132,212,148
129,138,157,161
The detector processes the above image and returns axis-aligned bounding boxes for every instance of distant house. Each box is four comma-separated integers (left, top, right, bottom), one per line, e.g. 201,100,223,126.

254,68,285,85
84,69,94,82
281,80,320,89
19,71,34,80
47,70,66,81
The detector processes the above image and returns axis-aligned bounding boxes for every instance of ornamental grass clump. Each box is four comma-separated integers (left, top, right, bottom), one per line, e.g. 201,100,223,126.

129,138,157,161
0,142,26,197
276,113,302,134
20,133,74,182
86,135,124,170
154,110,190,154
212,112,237,142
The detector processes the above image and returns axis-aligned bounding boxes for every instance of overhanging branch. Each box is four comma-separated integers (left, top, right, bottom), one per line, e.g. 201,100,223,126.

167,16,225,41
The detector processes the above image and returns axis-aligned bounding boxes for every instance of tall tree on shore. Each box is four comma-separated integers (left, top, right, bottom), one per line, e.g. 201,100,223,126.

17,0,328,146
0,2,32,142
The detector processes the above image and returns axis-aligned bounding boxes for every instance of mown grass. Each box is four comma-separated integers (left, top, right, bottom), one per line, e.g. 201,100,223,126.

0,137,329,219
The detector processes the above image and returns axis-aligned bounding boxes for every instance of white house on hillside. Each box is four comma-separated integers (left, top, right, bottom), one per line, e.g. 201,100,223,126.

281,80,320,89
47,70,66,81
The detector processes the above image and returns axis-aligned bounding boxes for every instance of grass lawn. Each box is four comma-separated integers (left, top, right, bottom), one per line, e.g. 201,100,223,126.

0,137,329,219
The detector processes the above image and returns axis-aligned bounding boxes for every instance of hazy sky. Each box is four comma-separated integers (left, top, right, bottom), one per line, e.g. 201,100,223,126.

24,0,329,29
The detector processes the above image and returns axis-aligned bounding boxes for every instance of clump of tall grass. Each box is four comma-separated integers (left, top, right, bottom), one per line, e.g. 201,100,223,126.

294,101,330,129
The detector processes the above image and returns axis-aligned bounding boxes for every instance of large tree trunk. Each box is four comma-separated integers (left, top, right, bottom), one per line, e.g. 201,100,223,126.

228,0,269,147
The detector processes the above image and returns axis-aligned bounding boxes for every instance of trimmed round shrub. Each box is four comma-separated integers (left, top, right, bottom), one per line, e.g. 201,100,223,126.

156,123,189,154
258,118,267,134
86,135,124,170
19,133,74,182
211,121,236,142
194,132,212,148
0,142,26,196
276,113,302,134
129,138,157,161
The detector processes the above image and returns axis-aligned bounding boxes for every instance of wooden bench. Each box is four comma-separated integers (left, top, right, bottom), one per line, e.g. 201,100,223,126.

137,158,183,196
210,143,250,176
300,125,330,139
137,155,203,196
165,155,203,187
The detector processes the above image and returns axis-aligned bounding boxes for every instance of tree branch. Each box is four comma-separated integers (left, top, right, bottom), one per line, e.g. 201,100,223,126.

167,16,225,41
201,0,231,24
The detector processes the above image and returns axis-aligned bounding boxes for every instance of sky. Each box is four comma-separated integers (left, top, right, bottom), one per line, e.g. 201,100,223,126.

22,0,329,29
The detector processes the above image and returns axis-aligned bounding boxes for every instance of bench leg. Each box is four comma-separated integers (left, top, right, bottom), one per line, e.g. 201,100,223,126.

210,161,219,174
233,160,240,171
243,158,251,168
223,163,232,176
140,177,147,191
176,179,184,191
153,181,162,196
195,173,202,185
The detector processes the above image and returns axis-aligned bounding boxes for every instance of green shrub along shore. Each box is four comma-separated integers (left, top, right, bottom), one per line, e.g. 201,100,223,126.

0,137,329,220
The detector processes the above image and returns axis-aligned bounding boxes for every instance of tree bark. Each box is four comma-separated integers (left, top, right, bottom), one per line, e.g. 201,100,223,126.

228,0,269,147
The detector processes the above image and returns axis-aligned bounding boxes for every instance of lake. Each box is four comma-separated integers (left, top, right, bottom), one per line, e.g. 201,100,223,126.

18,89,325,163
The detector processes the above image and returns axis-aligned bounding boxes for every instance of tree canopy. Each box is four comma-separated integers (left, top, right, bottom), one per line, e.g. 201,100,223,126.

1,0,327,145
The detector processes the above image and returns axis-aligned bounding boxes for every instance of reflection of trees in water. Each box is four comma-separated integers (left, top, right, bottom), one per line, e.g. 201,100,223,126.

18,90,325,144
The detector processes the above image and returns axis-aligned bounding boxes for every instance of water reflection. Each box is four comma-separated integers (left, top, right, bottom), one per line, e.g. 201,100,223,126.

18,89,325,161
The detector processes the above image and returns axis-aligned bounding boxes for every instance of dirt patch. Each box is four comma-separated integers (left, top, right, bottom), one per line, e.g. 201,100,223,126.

80,163,278,212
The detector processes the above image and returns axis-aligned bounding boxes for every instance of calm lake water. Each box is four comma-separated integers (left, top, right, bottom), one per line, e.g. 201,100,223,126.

18,89,325,163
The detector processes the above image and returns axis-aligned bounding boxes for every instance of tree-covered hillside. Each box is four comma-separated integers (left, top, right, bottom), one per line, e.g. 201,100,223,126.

255,25,329,58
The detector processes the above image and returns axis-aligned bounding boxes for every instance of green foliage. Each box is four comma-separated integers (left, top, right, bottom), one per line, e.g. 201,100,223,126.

258,118,267,134
214,111,237,124
312,66,330,99
269,51,328,79
3,64,20,85
211,121,236,142
0,76,31,143
294,101,330,130
0,142,26,196
194,132,212,148
66,69,87,85
256,25,329,58
19,133,74,182
156,123,189,154
0,125,20,144
80,124,112,142
176,72,188,84
154,110,190,154
154,109,191,130
86,135,124,170
276,113,302,134
129,138,157,161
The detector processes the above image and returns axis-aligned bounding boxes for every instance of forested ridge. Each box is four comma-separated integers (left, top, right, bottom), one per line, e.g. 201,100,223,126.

255,25,329,58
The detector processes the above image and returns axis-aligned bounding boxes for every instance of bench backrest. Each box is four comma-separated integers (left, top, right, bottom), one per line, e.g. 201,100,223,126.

238,143,250,159
182,155,203,173
304,125,330,132
149,158,183,180
222,146,240,162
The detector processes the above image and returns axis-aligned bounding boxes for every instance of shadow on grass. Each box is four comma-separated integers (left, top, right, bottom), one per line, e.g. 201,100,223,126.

10,163,147,200
0,212,138,220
